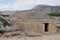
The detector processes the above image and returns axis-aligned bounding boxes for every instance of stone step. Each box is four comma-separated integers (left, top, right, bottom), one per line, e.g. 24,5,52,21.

3,31,21,37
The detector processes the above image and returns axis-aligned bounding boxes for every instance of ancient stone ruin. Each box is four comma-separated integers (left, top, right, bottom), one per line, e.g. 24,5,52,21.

0,13,58,37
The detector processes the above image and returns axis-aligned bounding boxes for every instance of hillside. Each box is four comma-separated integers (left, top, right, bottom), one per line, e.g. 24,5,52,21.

11,5,60,19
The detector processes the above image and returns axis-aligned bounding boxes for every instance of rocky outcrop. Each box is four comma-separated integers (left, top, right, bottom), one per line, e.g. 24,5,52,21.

0,17,21,37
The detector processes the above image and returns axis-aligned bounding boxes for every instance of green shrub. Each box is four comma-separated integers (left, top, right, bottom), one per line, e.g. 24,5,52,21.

48,12,60,17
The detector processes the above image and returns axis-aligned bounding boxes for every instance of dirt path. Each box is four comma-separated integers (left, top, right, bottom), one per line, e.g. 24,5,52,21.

0,34,60,40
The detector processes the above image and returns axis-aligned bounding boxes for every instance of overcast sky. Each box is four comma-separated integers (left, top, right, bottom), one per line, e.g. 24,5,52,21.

0,0,60,11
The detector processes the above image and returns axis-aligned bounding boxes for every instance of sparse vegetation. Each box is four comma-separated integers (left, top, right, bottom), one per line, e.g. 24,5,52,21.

48,12,60,17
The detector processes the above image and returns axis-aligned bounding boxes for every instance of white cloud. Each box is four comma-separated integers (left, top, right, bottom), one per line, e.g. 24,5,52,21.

0,0,59,11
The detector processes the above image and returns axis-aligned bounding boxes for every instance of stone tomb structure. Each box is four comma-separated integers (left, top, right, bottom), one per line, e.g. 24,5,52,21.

10,19,57,35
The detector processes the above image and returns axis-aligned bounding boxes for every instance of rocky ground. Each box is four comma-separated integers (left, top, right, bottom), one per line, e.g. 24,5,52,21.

0,33,60,40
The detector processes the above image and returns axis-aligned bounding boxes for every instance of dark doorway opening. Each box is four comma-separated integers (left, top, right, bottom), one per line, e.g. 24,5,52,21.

45,23,49,32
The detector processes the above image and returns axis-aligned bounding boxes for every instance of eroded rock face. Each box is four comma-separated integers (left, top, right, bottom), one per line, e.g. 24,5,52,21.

0,17,21,37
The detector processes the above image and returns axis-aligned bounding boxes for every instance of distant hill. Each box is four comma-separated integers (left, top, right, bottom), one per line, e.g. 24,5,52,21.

11,5,60,19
